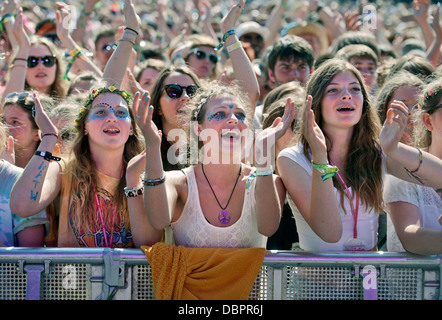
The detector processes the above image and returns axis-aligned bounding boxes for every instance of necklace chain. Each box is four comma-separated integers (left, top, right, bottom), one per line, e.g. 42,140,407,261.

201,164,242,210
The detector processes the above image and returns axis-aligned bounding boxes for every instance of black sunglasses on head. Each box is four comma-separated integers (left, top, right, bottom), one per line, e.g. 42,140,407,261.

163,84,198,99
188,49,219,65
27,55,56,68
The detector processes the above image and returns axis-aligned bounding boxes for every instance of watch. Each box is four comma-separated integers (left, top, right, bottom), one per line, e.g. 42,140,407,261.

34,151,61,162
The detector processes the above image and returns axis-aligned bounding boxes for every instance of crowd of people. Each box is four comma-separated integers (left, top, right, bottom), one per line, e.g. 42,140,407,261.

0,0,441,255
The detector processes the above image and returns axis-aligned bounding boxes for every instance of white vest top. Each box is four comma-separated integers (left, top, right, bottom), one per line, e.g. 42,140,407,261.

171,166,267,248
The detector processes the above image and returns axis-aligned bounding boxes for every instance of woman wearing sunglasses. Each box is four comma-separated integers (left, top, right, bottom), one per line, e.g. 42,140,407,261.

1,8,68,108
148,65,202,171
10,0,162,248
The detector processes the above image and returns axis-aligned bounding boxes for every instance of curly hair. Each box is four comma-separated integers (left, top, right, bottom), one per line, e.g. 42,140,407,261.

302,58,384,214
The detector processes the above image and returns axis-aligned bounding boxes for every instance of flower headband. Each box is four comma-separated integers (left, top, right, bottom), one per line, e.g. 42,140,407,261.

74,85,132,132
422,84,442,102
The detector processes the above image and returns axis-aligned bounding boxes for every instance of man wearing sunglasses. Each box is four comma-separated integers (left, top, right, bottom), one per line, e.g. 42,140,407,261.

94,29,117,70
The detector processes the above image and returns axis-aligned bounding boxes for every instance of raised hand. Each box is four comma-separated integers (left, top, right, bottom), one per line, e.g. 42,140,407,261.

302,95,327,159
220,0,245,33
32,92,58,137
122,0,141,33
0,135,15,165
379,100,409,155
255,97,296,168
132,91,162,146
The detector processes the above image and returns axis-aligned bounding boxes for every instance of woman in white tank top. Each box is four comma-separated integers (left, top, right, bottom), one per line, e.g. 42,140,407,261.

130,83,295,248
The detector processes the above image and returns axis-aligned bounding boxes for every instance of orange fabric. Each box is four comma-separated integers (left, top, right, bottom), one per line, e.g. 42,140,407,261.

141,243,265,300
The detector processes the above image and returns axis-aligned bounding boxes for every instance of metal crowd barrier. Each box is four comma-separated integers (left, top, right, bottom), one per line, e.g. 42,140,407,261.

0,248,440,300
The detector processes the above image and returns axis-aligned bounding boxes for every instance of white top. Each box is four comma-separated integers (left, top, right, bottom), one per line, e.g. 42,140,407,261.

278,144,383,252
0,160,48,246
171,166,267,248
383,174,442,252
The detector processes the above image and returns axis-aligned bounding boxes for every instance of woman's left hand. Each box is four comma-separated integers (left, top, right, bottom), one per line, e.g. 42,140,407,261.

380,100,409,155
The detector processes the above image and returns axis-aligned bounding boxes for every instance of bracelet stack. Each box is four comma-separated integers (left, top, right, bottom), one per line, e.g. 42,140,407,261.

143,176,166,187
120,27,138,46
311,162,339,181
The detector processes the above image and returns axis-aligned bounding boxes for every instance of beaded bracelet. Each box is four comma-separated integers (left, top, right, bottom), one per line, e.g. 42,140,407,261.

404,147,424,184
215,30,236,51
143,176,166,187
311,161,339,181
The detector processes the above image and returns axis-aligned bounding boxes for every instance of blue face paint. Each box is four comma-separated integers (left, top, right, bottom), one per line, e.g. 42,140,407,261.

207,111,226,121
86,103,130,123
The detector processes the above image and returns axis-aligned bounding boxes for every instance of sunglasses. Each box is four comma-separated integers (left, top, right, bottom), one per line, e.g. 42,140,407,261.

5,92,35,117
102,43,117,52
27,55,56,68
188,49,219,65
163,84,198,99
6,92,32,100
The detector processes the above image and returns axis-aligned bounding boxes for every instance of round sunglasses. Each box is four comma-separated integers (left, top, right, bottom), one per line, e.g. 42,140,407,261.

163,84,198,99
188,48,219,65
27,55,56,68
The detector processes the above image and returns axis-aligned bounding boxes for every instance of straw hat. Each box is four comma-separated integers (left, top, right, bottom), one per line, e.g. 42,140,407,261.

284,22,329,55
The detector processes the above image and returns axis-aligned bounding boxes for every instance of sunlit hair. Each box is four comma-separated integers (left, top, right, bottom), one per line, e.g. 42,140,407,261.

413,79,442,148
64,91,144,234
302,58,384,214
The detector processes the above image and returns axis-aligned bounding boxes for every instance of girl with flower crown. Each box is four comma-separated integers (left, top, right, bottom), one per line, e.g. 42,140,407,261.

383,79,442,255
9,0,162,248
277,59,442,252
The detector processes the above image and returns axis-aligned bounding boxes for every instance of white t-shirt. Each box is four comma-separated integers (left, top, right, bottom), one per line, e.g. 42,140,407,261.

383,174,442,252
278,144,383,252
0,160,48,246
171,166,267,248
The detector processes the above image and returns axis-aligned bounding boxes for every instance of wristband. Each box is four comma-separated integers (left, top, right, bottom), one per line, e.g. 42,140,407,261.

255,167,274,177
227,41,242,53
311,161,338,181
41,133,59,140
35,151,61,162
215,30,236,51
142,174,166,187
124,186,144,198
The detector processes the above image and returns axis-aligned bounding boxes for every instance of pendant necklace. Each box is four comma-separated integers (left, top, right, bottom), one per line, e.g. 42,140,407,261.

201,163,242,224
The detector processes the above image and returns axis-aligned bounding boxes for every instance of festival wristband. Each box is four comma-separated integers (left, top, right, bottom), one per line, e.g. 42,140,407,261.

311,161,338,181
35,151,61,162
215,29,236,51
255,167,274,177
143,176,166,187
227,41,242,53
